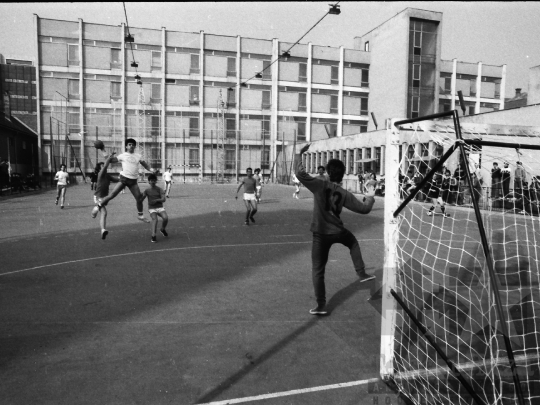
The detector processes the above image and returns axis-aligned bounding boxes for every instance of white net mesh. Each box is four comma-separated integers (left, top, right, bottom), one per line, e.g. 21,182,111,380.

387,119,540,405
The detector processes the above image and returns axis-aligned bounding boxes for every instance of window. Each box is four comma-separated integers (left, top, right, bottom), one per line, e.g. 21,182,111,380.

262,148,270,169
364,41,370,52
413,30,421,56
297,122,306,141
411,96,419,118
407,145,415,160
151,83,161,100
68,79,79,99
421,143,429,158
468,106,475,115
375,147,382,173
262,60,271,80
360,97,368,115
189,148,200,165
68,44,79,66
330,95,338,114
348,149,354,174
111,82,121,99
190,54,200,74
189,117,199,137
190,86,199,105
69,146,80,169
150,116,160,137
226,88,236,107
262,118,270,139
225,149,235,169
111,48,121,68
364,148,372,172
331,66,339,85
470,79,477,97
298,92,307,112
413,64,420,88
325,123,337,138
299,63,307,82
227,57,236,77
226,118,236,138
68,112,80,133
361,69,369,87
445,77,451,92
262,90,271,109
151,51,161,70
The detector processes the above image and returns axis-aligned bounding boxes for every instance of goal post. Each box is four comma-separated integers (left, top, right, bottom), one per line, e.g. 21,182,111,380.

382,111,540,405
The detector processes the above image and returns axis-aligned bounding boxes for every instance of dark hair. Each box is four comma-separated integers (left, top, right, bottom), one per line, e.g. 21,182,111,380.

326,159,345,183
254,168,260,174
125,138,137,147
147,173,157,181
317,166,325,171
60,164,66,169
246,167,253,172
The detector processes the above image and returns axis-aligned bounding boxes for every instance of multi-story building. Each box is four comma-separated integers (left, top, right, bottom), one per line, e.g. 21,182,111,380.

32,7,508,182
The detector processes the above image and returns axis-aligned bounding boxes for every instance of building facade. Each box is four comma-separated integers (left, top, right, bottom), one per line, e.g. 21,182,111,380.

32,8,507,181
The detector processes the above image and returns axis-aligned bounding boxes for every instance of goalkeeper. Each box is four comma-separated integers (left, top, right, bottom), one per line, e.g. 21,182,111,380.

294,143,376,316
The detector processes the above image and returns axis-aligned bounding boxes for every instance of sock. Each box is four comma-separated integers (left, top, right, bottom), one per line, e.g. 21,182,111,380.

138,212,144,216
441,206,446,213
250,209,257,217
429,206,434,212
246,210,251,221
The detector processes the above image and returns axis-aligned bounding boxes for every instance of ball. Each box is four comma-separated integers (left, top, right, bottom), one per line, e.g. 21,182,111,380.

94,140,105,150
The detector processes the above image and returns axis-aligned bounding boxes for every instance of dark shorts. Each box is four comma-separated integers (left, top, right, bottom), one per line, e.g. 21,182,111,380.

120,175,138,187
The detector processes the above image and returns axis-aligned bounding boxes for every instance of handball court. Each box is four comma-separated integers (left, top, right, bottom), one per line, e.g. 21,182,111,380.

0,183,400,405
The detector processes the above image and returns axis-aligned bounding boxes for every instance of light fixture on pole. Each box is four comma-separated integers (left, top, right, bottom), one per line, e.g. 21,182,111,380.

328,4,340,15
131,61,138,68
125,34,134,43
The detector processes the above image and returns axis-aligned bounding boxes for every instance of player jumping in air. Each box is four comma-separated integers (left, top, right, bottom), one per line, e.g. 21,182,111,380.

235,167,258,225
92,138,153,223
141,173,169,243
91,153,120,239
54,163,69,209
163,166,174,198
253,168,263,202
295,143,376,316
426,170,450,217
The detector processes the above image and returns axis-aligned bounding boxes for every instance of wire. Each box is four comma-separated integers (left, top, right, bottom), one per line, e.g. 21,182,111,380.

241,2,341,86
122,2,140,82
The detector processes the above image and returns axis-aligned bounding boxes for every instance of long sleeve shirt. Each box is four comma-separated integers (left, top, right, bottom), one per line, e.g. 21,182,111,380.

294,153,374,234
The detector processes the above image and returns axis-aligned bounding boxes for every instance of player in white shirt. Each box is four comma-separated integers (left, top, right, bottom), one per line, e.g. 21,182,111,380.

92,138,154,223
253,168,263,202
54,163,69,209
163,166,174,198
292,173,301,199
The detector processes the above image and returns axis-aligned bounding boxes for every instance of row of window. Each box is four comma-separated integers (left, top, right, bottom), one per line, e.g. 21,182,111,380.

303,147,383,175
63,44,368,85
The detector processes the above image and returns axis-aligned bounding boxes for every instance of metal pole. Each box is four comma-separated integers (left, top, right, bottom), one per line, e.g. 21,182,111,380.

96,126,98,167
183,129,186,184
261,129,265,181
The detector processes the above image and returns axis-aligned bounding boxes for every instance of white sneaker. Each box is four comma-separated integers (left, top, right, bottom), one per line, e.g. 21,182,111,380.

426,211,433,216
138,215,150,223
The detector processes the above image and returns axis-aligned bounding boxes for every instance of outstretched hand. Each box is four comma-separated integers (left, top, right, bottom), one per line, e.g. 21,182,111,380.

364,184,376,197
298,143,310,155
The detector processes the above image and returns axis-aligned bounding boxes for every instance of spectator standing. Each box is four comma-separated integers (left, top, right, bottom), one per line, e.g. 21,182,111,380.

491,162,502,200
501,162,511,199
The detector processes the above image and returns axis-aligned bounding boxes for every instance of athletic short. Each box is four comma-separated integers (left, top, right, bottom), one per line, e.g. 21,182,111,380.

244,193,257,201
57,184,67,191
165,181,171,185
149,207,166,214
120,175,138,187
256,186,262,190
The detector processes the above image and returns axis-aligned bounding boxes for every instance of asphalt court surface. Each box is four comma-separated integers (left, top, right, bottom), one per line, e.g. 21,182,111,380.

0,182,401,404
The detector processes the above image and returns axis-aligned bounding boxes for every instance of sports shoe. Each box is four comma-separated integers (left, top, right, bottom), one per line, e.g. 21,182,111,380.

101,229,108,240
309,305,328,316
244,220,249,226
138,215,151,223
358,273,376,283
250,216,255,223
293,193,296,199
160,228,168,237
91,205,100,218
443,213,451,218
55,198,58,205
151,236,157,243
166,195,170,198
426,211,433,216
61,205,64,209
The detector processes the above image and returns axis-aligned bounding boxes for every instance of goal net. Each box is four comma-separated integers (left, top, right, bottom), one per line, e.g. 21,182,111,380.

382,111,540,405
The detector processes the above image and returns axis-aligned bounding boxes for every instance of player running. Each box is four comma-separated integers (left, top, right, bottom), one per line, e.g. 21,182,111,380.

92,138,153,223
253,168,263,202
163,166,174,198
54,164,69,209
141,173,169,243
91,153,120,239
235,167,258,225
426,170,450,217
294,143,376,316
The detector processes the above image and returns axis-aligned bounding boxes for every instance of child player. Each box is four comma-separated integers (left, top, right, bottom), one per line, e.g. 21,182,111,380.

141,173,169,243
294,143,376,316
92,138,154,223
163,166,174,198
54,163,69,209
235,167,258,225
426,170,450,217
253,168,263,202
91,153,119,239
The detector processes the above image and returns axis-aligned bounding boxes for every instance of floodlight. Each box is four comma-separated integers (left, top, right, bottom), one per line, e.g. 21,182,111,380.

125,34,134,43
131,61,138,68
282,51,291,59
328,4,340,15
255,72,263,79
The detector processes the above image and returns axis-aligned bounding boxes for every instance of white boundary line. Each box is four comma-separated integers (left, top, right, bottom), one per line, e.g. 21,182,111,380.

0,241,312,277
196,377,381,404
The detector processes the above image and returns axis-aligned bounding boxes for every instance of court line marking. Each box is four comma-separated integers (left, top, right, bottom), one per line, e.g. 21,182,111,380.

0,241,311,277
196,377,380,404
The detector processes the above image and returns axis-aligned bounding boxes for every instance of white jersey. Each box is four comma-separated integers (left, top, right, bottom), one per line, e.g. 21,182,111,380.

55,171,69,186
117,152,143,179
292,173,301,184
163,172,173,182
